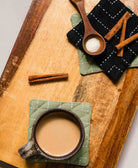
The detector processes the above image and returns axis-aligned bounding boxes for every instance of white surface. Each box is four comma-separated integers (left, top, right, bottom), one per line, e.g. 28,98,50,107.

0,0,32,76
117,112,138,168
0,1,138,167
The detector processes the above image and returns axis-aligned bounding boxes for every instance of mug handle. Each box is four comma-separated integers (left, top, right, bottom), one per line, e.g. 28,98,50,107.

18,139,39,159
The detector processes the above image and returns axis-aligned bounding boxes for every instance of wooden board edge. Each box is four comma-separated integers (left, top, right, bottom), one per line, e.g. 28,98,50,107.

0,0,52,97
108,88,138,168
93,68,138,168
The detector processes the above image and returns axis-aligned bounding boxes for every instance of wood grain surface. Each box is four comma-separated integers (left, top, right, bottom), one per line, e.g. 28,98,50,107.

0,0,52,96
0,0,137,168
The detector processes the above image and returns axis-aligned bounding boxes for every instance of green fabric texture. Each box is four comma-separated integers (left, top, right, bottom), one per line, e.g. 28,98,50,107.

27,99,92,166
71,14,138,75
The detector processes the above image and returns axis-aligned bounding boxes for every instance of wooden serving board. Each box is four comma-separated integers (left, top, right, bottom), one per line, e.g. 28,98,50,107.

0,0,137,168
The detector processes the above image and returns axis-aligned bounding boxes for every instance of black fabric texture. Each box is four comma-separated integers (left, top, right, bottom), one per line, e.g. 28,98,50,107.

67,0,138,82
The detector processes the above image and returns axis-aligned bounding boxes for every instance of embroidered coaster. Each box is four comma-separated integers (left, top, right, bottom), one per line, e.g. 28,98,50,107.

71,13,138,75
26,99,92,166
67,0,138,81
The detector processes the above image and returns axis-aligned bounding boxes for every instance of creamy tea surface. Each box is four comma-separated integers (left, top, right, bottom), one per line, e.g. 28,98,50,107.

36,113,81,156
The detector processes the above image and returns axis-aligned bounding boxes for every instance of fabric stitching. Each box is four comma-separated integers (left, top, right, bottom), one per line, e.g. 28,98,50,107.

127,46,137,56
72,28,83,46
31,102,47,115
90,13,110,30
108,65,123,73
107,0,118,5
76,38,83,46
98,4,125,19
121,58,129,65
100,50,117,66
73,28,83,38
69,102,83,109
129,25,138,36
70,102,73,109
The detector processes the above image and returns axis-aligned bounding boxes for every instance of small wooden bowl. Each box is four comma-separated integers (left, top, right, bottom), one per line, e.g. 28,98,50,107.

83,34,106,56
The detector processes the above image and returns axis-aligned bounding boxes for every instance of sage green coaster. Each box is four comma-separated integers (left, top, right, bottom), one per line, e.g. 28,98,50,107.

27,99,92,166
71,14,138,75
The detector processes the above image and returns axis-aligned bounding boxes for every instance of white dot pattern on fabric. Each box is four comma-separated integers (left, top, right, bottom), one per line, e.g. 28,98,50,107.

73,28,83,38
129,25,138,36
90,13,110,31
76,38,83,46
108,65,123,73
100,50,117,66
70,102,73,109
127,46,137,56
30,118,36,121
107,0,118,5
73,28,83,46
121,58,129,65
98,4,125,19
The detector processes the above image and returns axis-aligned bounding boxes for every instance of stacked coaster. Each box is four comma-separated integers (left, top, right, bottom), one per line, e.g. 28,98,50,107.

71,13,138,75
27,99,92,166
67,0,138,81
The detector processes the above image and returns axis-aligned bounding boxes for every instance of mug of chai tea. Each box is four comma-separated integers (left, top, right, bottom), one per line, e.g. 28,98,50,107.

18,108,85,160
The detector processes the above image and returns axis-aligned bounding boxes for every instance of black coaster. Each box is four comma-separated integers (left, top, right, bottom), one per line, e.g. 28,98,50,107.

67,0,138,82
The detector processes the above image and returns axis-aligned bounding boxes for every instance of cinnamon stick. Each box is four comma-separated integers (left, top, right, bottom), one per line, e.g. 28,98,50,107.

117,15,131,57
116,33,138,50
28,73,68,84
104,11,131,41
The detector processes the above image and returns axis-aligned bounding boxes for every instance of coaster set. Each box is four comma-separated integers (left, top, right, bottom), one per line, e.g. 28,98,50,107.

67,0,138,81
71,14,138,75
